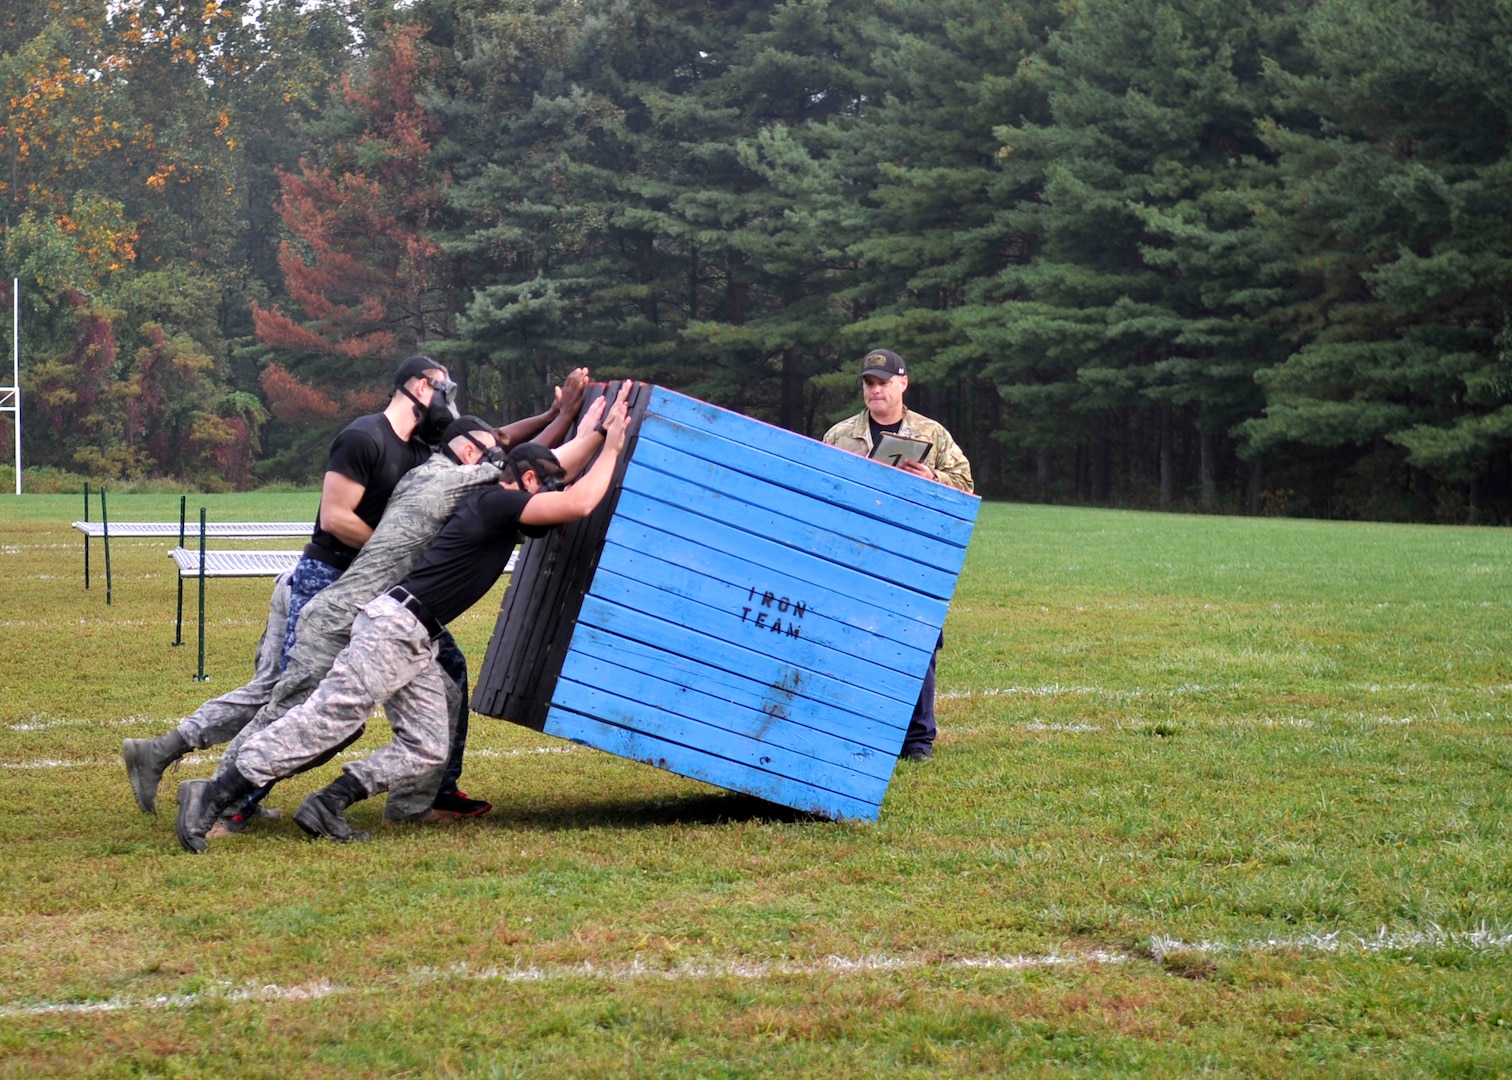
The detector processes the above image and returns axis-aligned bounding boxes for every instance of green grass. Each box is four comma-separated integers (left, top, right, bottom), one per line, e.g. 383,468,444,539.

0,497,1509,1077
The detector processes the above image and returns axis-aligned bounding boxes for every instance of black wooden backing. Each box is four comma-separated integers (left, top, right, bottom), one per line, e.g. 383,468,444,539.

471,381,652,727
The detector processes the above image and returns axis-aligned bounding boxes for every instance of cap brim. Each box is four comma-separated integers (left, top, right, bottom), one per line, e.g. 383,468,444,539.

860,367,899,379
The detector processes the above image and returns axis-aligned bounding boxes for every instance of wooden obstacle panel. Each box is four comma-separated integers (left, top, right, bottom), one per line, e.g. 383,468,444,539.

472,385,980,821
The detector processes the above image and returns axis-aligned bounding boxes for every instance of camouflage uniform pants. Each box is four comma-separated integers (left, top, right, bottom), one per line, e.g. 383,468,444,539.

235,593,451,797
177,571,293,749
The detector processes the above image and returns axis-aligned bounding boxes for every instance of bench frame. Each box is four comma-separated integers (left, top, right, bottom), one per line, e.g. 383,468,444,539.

72,486,307,602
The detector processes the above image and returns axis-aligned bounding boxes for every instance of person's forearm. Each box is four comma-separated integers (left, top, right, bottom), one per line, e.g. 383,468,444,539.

554,425,607,480
495,406,557,450
317,508,373,549
530,406,577,449
558,443,621,516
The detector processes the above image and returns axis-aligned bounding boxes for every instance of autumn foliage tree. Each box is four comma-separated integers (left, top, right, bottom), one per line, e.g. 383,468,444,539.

252,21,455,419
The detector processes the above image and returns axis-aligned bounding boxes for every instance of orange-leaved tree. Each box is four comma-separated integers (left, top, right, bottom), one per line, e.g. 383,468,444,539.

252,20,457,419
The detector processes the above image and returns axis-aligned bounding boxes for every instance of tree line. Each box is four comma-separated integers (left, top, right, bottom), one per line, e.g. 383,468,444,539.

3,0,1509,521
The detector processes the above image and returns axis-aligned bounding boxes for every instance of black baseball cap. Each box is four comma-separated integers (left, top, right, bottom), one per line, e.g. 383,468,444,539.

506,442,565,483
393,353,445,388
860,348,906,379
441,415,494,446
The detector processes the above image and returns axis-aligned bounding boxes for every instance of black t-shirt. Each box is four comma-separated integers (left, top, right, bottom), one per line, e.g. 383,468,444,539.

868,415,903,447
398,486,550,626
310,413,433,562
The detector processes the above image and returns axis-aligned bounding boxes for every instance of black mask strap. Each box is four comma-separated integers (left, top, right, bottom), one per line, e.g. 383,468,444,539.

399,383,428,421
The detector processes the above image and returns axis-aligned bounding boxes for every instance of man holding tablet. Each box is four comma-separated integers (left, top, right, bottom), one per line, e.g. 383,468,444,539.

823,348,973,762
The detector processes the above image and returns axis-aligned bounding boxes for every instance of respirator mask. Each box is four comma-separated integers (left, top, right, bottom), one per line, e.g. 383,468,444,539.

402,374,461,445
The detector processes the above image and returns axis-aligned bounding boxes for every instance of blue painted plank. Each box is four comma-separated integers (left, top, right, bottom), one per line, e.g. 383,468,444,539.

588,568,925,705
572,595,916,732
596,539,938,669
644,387,980,531
550,675,892,802
569,626,909,754
543,706,882,821
615,470,960,601
613,486,958,603
637,411,977,549
644,386,980,525
557,649,897,782
625,438,968,577
605,509,948,634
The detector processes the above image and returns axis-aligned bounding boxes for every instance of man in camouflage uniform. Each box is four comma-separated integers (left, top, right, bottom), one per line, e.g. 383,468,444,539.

212,416,511,824
823,348,973,762
176,393,630,851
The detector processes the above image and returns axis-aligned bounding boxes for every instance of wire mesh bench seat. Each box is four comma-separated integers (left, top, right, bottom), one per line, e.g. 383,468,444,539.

168,548,515,578
167,542,518,681
169,548,304,577
71,495,311,596
73,521,310,539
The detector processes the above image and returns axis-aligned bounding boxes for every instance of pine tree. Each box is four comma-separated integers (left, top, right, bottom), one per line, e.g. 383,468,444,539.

964,0,1306,508
1236,0,1512,520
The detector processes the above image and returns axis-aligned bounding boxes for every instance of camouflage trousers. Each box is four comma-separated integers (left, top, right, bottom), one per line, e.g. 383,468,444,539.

235,593,452,798
177,572,293,749
212,632,465,822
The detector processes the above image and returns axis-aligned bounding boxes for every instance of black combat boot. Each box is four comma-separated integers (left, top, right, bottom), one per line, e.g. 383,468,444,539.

175,769,258,854
123,729,191,814
293,773,372,844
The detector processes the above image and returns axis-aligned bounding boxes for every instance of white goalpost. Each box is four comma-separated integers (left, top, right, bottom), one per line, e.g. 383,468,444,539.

2,278,18,495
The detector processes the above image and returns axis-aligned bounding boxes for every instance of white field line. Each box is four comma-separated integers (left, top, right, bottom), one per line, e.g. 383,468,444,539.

1150,924,1512,959
7,925,1510,1019
8,715,162,731
940,682,1511,702
0,951,1127,1018
1,745,577,771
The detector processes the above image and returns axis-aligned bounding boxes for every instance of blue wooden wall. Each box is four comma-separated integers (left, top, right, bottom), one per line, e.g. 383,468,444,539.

539,387,979,821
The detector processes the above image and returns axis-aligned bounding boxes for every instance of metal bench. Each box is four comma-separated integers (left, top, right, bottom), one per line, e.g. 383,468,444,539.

71,486,308,601
169,548,304,577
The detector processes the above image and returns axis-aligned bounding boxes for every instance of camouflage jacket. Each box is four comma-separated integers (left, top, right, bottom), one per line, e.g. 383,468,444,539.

264,454,502,717
822,408,974,493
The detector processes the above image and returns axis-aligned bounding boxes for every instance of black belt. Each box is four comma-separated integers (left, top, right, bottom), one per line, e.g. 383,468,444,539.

303,541,355,572
384,585,443,638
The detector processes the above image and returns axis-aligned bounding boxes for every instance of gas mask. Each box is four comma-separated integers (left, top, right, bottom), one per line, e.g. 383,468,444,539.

507,459,564,492
402,374,460,445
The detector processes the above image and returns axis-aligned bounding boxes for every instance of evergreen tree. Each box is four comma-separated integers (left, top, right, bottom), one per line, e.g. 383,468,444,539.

964,0,1305,508
1237,0,1512,520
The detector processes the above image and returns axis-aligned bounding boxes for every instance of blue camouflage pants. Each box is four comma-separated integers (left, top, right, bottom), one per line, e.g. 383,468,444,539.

280,556,344,669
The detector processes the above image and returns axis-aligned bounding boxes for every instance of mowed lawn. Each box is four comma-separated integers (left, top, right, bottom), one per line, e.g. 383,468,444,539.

0,493,1508,1077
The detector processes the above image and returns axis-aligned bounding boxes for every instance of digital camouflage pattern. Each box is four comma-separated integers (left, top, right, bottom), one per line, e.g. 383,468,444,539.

214,454,501,816
822,408,974,493
235,595,452,796
178,571,293,748
271,454,501,716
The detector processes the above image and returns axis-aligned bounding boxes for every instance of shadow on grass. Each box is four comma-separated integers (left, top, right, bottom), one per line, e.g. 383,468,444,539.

481,790,826,831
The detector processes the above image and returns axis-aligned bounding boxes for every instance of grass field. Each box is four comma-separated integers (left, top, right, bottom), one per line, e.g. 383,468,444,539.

0,493,1509,1077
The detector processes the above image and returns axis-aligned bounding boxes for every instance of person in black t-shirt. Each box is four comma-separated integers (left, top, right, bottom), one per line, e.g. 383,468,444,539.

280,355,458,668
174,391,632,852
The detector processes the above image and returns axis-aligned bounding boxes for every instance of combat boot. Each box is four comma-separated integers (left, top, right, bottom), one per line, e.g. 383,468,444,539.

123,729,191,813
293,773,372,844
175,770,257,853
